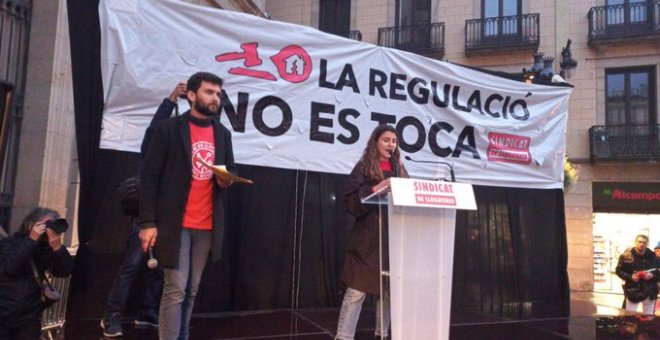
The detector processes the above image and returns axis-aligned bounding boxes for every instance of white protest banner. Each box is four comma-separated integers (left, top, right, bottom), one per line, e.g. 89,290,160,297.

99,0,572,189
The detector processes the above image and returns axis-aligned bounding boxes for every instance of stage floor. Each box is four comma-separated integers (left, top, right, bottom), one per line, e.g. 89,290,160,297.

62,292,660,339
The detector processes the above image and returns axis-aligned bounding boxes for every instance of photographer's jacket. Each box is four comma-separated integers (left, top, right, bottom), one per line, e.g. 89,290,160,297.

0,234,73,322
615,247,659,302
138,112,236,268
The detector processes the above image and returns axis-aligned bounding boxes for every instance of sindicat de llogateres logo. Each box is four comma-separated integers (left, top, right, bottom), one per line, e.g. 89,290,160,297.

192,141,214,180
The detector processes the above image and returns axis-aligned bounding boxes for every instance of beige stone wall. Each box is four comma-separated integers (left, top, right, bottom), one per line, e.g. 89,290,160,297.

561,0,598,293
565,166,595,291
353,0,393,45
265,0,319,28
12,0,78,245
439,1,561,71
265,0,392,45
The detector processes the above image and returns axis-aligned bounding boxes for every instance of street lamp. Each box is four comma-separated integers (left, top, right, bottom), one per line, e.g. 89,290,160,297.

559,39,578,79
522,39,578,83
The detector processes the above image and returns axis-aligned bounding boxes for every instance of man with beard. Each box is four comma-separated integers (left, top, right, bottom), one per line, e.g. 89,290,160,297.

615,234,658,315
139,72,236,340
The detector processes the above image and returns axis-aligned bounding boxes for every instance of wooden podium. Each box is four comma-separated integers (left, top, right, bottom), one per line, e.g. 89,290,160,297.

362,178,476,340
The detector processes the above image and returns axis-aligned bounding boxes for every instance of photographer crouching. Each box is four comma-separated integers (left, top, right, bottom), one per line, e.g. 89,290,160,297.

0,207,73,339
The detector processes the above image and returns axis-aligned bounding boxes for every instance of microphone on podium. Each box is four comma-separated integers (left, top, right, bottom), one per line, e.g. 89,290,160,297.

404,156,455,182
147,246,158,269
388,150,399,177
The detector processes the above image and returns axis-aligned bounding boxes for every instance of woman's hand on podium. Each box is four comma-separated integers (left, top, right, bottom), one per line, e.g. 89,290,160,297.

372,178,391,193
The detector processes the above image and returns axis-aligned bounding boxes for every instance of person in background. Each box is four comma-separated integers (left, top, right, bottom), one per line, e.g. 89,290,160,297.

615,234,658,316
335,124,408,340
139,72,236,340
654,242,660,310
0,207,74,339
100,82,186,338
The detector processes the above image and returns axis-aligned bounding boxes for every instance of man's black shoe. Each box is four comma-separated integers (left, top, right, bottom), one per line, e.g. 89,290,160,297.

100,312,123,338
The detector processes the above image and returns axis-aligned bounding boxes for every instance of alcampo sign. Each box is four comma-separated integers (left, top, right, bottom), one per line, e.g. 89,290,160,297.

593,182,660,214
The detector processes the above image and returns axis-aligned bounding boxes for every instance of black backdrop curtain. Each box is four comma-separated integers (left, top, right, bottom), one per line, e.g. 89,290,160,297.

66,0,569,320
452,186,569,320
66,0,105,296
196,166,349,311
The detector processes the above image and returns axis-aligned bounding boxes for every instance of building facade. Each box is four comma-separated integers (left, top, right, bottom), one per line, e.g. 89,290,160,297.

1,0,658,296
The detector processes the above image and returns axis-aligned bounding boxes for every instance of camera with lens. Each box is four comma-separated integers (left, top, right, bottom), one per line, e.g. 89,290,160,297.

45,218,69,234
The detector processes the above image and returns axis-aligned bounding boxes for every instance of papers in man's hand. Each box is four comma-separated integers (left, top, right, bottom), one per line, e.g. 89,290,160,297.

196,157,254,184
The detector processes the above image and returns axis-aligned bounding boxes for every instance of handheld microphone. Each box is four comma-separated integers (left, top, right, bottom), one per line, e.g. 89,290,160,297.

389,150,399,177
404,156,455,182
147,246,158,269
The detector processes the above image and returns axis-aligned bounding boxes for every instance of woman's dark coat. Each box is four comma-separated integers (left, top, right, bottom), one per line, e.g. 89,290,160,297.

341,160,394,295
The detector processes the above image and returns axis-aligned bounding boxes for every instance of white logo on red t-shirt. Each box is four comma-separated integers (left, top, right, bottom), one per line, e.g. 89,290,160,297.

192,141,214,180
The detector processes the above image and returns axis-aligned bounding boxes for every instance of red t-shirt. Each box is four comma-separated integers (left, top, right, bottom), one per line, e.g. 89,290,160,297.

182,122,215,230
379,160,392,172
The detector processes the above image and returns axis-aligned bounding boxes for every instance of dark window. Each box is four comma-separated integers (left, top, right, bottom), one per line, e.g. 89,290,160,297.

397,0,431,27
0,1,31,231
606,67,656,128
395,0,431,47
605,67,657,156
482,0,521,37
319,0,351,38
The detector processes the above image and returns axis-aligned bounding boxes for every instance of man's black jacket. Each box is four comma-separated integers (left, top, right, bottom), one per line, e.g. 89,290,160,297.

138,112,236,268
616,247,659,302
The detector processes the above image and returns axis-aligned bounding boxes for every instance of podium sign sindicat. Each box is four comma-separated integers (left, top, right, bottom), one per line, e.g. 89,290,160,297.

390,177,476,210
361,177,476,340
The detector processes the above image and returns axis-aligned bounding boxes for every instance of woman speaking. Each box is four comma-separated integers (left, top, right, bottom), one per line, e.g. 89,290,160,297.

336,124,408,340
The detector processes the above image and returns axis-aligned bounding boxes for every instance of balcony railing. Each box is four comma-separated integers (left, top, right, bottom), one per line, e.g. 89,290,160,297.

349,30,362,41
378,22,444,58
465,13,540,55
588,0,660,45
589,125,660,161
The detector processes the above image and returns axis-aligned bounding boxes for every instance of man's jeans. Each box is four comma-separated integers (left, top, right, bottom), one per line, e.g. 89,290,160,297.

335,287,390,340
159,228,212,340
105,221,163,319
